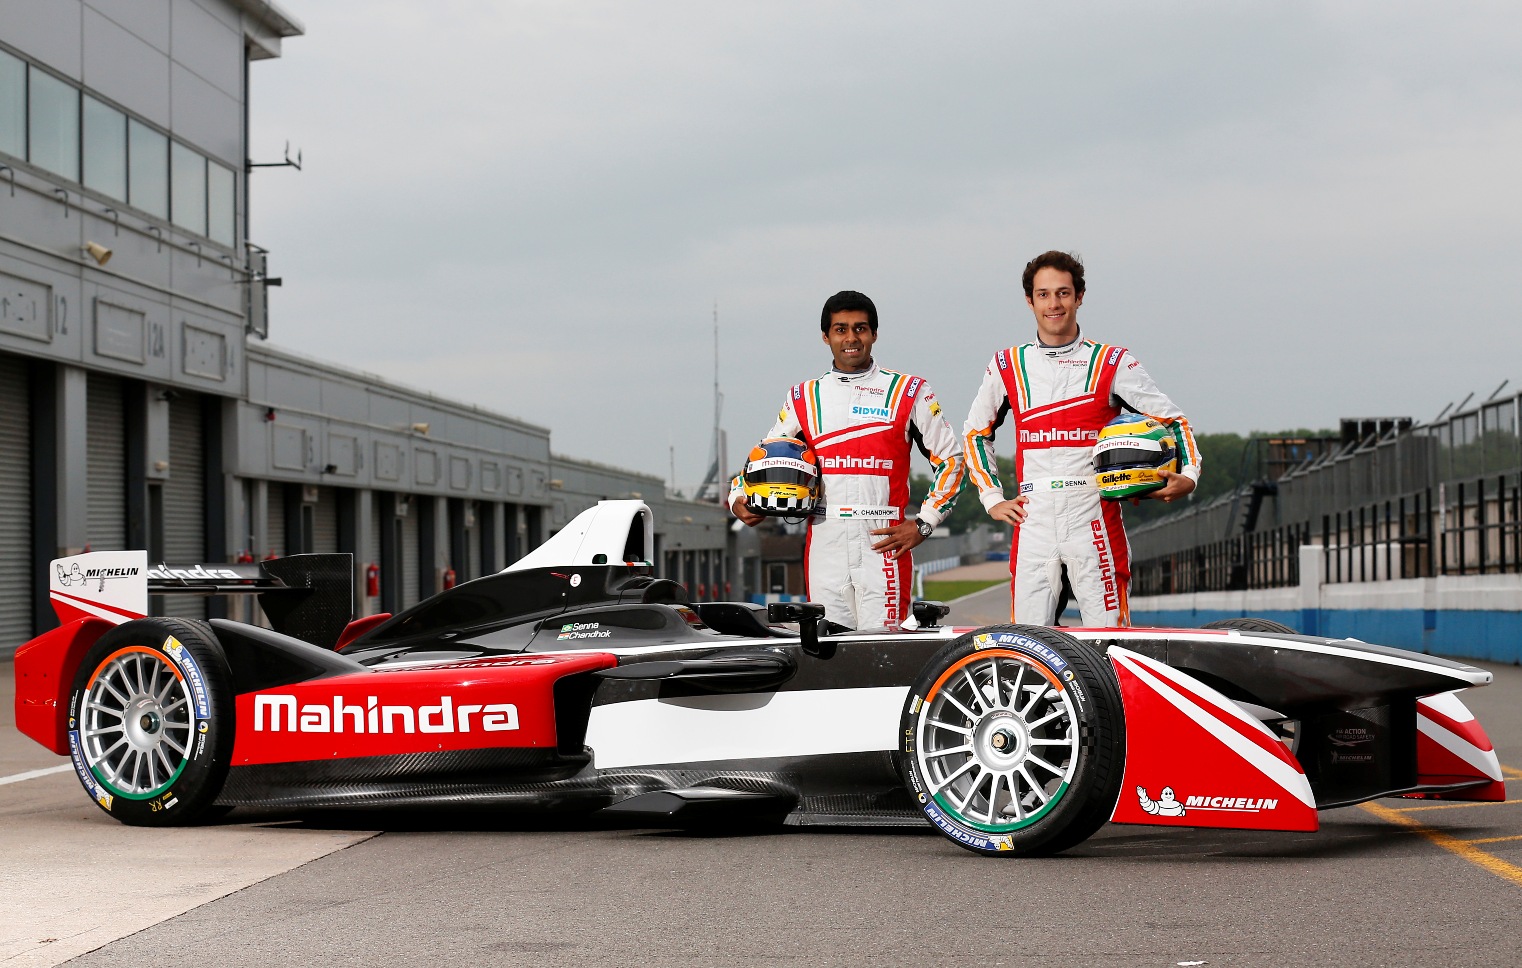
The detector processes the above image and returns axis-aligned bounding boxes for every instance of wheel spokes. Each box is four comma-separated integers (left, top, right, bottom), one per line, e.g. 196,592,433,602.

926,744,973,760
929,755,979,795
940,692,979,723
928,718,972,736
1026,753,1064,776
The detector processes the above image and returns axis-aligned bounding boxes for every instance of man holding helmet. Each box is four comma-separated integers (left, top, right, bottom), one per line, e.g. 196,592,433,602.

731,291,965,630
963,251,1201,627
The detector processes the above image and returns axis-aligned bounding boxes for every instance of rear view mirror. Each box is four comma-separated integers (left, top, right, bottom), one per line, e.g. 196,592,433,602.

768,602,829,655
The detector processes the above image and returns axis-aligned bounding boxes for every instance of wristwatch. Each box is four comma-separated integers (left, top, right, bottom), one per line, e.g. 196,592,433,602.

915,518,934,539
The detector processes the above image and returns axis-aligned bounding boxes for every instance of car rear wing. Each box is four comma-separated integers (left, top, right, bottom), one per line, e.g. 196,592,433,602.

49,550,355,650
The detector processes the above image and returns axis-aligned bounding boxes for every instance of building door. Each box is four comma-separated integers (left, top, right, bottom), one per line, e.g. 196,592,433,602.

161,394,206,619
399,499,420,609
266,483,287,558
312,486,338,553
85,372,126,551
0,354,32,645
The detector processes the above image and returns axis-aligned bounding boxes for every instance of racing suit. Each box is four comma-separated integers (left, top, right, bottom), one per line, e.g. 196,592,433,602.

731,362,964,630
964,334,1200,627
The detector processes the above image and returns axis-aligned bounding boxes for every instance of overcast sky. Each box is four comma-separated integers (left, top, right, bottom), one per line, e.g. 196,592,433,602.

249,1,1522,491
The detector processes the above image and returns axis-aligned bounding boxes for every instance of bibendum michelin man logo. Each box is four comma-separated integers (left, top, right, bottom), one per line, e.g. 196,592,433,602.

1137,785,1187,817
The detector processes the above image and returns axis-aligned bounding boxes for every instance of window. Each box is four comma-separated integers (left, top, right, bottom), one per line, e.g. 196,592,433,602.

27,68,78,181
0,51,235,246
170,140,205,235
767,562,787,594
207,159,235,246
83,96,126,201
0,50,22,159
127,119,168,218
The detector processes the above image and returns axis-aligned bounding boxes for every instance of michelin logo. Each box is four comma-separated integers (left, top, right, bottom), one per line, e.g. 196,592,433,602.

1138,785,1279,816
1137,786,1186,817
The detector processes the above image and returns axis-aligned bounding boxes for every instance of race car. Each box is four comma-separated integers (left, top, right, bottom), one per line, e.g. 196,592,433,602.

12,501,1505,856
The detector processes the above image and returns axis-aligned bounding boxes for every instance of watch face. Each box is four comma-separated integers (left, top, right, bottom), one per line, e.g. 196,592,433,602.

917,520,933,537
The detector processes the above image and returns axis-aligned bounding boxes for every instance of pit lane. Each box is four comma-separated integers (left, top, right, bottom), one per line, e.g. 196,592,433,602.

5,628,1522,967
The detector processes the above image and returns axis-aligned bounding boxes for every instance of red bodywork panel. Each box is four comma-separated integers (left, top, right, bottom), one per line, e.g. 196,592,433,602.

334,613,392,651
1107,646,1319,832
13,617,116,755
232,652,617,766
1404,694,1507,802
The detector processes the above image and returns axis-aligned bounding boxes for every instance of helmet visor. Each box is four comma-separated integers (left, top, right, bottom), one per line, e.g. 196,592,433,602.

1095,444,1172,472
746,467,816,485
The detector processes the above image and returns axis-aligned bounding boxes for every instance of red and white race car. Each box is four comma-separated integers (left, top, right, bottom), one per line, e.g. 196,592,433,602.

13,501,1503,856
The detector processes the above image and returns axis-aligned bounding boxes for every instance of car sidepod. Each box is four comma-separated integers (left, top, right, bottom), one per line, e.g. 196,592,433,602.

218,652,617,810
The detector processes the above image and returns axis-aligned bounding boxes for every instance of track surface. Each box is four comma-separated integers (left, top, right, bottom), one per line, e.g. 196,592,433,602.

5,608,1522,967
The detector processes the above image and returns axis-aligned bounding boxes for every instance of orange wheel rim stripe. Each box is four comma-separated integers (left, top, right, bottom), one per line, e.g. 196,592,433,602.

87,645,185,690
924,647,1063,701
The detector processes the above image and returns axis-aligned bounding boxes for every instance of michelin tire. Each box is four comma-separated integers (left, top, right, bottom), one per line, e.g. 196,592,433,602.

65,618,235,826
895,624,1124,856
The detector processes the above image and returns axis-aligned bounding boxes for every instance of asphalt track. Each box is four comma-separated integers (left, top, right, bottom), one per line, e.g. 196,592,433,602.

4,592,1521,967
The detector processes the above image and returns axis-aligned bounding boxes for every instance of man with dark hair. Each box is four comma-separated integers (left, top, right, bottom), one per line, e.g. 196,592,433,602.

731,291,964,629
964,251,1201,627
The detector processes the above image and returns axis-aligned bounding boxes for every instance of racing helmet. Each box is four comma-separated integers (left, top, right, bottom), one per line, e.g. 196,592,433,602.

741,437,820,515
1093,414,1178,500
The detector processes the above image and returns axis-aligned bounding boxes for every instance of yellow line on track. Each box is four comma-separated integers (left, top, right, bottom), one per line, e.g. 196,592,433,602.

1502,765,1522,780
1462,834,1522,846
1360,802,1522,890
1389,799,1522,813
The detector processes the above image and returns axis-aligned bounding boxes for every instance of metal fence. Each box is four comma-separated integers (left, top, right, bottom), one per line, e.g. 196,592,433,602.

1132,522,1311,595
1321,474,1522,582
1132,471,1522,592
1130,388,1522,567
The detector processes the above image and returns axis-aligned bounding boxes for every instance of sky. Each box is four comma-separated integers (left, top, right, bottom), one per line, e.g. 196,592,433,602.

248,1,1522,492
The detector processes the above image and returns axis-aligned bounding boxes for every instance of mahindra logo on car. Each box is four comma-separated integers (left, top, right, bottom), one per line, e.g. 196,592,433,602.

147,564,244,581
253,695,519,734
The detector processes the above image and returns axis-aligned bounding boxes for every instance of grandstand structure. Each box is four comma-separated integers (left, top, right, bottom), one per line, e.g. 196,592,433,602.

1126,391,1522,661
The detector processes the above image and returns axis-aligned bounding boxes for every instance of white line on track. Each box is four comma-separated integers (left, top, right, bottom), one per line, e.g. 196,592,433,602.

0,764,72,786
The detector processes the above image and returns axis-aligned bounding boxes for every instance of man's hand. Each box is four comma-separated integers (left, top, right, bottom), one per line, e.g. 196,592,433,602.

987,496,1029,526
870,520,925,559
1150,470,1197,504
731,496,764,527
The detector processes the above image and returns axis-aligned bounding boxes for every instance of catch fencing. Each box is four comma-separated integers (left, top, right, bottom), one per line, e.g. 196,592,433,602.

1128,388,1522,593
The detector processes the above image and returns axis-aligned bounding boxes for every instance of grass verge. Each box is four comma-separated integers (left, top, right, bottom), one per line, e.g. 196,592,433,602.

922,578,1005,602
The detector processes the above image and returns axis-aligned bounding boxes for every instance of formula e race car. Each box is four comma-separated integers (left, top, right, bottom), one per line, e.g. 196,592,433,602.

12,501,1506,856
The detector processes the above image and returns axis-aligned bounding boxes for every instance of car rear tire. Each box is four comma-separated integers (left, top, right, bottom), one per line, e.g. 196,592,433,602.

1202,617,1297,634
66,618,235,826
894,624,1124,856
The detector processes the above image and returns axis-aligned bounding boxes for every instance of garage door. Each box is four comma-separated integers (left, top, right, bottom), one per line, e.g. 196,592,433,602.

161,394,205,620
400,502,420,610
312,486,338,554
0,354,32,646
266,483,286,558
368,493,383,614
86,372,126,552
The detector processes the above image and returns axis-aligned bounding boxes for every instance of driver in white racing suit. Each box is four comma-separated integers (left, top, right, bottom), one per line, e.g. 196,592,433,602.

731,291,965,630
963,251,1201,627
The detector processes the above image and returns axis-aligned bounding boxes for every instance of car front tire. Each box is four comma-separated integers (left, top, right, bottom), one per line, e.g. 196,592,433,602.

894,624,1124,856
66,618,235,826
